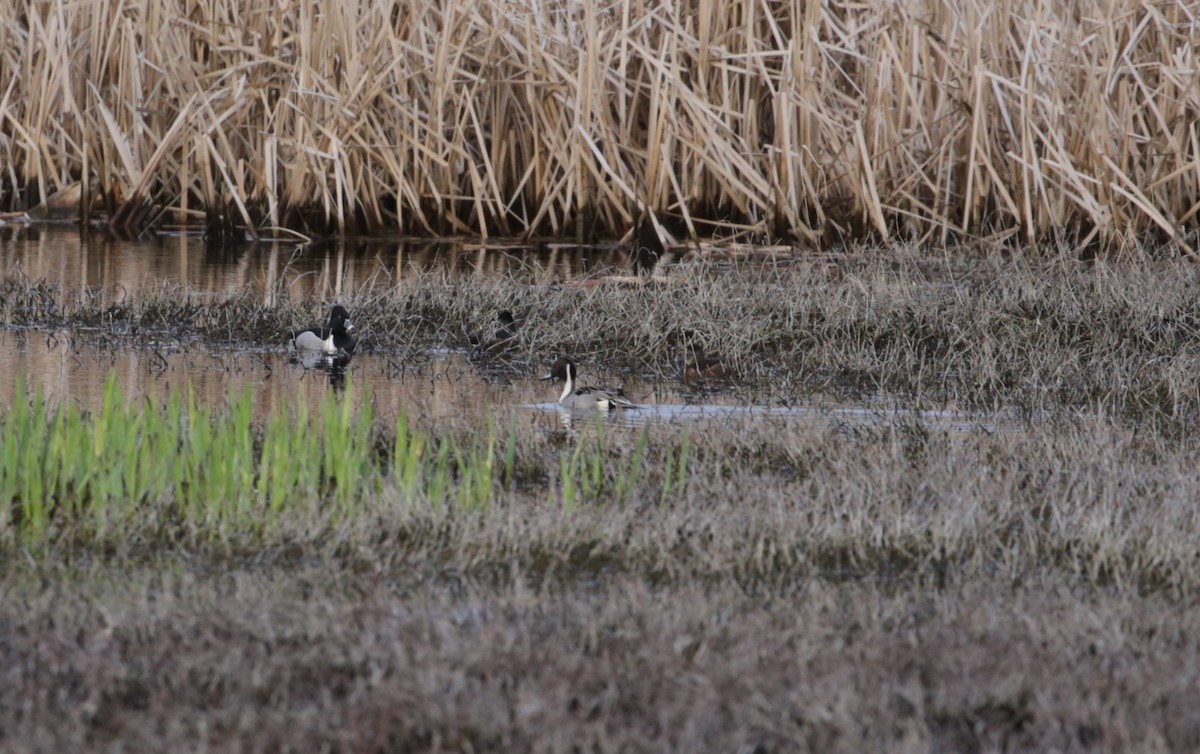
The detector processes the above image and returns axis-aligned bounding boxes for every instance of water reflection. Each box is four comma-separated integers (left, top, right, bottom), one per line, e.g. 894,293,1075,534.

527,400,1003,434
0,228,1021,433
0,328,509,425
0,226,664,303
0,327,682,429
290,350,354,391
0,327,1007,435
0,323,629,419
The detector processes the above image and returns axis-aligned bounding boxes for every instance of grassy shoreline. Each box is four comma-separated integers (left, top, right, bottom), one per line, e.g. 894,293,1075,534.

3,389,1200,750
3,364,1200,594
5,563,1197,753
2,0,1198,244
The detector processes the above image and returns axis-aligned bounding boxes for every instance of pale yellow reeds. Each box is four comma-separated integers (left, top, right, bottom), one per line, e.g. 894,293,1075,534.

0,0,1197,244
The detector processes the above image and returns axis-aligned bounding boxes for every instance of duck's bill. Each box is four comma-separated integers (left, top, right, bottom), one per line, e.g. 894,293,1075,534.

344,320,357,333
538,372,553,381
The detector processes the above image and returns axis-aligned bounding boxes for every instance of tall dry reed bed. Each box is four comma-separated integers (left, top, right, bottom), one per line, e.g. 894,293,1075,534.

0,0,1197,242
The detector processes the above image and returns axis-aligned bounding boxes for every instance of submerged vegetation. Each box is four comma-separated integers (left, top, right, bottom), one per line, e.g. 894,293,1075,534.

1,0,1199,243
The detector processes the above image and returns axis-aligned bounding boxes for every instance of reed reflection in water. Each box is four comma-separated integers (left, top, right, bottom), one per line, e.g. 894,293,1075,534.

0,324,774,429
0,226,668,304
0,328,543,426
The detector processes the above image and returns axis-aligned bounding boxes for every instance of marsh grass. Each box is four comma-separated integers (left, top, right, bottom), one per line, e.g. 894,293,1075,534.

1,0,1198,243
0,374,699,551
2,374,422,545
6,564,1200,752
5,372,1200,749
4,368,1200,597
8,251,1200,749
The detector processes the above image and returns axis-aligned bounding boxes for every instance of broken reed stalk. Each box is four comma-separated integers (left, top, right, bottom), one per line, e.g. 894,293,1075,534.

0,0,1197,244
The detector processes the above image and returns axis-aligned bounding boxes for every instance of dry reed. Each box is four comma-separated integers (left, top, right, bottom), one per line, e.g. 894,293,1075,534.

0,0,1197,244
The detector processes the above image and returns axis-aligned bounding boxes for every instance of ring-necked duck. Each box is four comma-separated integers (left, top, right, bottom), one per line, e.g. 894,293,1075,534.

291,304,357,355
540,357,635,410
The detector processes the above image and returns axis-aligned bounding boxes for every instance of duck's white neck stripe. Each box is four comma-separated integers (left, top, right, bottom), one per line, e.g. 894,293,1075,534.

559,371,575,403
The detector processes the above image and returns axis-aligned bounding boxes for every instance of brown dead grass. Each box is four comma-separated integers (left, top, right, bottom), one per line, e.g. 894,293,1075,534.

3,393,1200,751
0,0,1198,243
2,563,1197,752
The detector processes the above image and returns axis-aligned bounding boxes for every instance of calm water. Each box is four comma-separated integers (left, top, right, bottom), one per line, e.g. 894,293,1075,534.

0,326,1001,435
0,322,820,429
0,225,661,304
1,226,1000,433
0,226,695,423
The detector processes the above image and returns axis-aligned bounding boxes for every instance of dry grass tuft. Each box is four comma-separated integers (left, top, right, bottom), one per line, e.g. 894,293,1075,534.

1,0,1198,243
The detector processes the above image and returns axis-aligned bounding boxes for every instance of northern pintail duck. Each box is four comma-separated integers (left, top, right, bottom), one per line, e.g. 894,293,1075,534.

291,304,357,355
540,357,635,410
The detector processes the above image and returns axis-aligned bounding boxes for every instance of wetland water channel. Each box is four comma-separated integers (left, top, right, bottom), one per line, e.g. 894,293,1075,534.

1,226,997,434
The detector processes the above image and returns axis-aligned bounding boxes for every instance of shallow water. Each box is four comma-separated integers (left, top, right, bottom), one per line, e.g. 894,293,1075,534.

0,226,649,423
0,327,534,425
0,325,739,424
0,325,1006,437
0,226,1008,433
0,225,661,303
